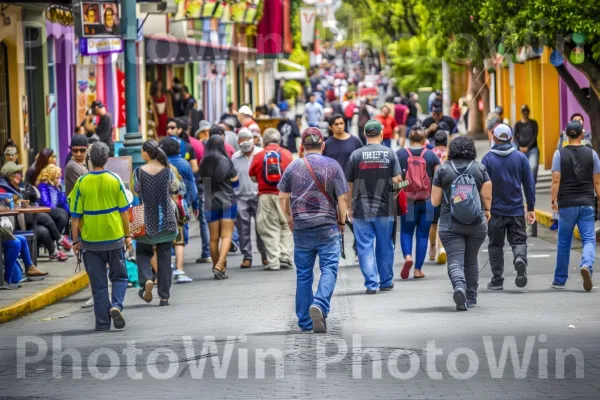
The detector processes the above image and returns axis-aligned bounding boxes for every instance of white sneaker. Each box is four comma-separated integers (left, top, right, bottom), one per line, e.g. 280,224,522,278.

174,272,192,283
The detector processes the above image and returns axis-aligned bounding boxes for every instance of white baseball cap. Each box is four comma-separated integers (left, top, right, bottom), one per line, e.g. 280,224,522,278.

492,123,513,142
238,105,253,116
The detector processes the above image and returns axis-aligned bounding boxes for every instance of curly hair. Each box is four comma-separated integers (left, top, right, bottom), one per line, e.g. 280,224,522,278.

36,164,61,186
447,136,477,161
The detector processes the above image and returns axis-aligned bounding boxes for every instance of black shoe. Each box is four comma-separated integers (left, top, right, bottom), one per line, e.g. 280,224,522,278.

110,307,126,329
309,305,327,333
280,259,293,269
514,258,528,288
487,281,504,291
159,299,169,307
453,288,467,312
229,242,239,253
365,289,377,294
379,283,394,291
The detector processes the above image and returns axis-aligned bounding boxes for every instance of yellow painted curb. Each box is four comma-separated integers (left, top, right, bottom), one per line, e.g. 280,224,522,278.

0,271,89,324
535,209,580,240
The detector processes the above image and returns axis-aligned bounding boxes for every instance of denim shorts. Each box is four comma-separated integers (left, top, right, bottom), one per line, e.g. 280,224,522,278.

205,204,238,223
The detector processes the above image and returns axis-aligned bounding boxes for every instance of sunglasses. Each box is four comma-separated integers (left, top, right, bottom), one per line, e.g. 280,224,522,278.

71,148,87,154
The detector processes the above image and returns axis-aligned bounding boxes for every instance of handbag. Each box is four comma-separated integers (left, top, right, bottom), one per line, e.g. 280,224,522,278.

128,169,146,238
397,189,408,216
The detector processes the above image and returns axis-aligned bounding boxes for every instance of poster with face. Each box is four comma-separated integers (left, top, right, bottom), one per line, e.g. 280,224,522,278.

102,4,120,35
80,2,120,37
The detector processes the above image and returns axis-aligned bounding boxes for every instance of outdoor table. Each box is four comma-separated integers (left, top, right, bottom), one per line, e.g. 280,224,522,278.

16,206,51,267
0,210,20,290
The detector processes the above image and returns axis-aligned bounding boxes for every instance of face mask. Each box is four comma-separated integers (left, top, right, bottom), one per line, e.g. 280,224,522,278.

240,141,254,153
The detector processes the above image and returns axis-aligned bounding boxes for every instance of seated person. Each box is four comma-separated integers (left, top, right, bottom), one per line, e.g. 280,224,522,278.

0,162,69,261
2,230,47,282
36,165,72,247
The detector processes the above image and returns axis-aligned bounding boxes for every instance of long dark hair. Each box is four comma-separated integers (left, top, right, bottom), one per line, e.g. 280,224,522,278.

143,139,169,167
200,135,233,182
31,148,55,183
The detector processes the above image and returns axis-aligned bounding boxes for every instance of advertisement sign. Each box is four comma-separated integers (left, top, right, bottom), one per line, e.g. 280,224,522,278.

300,8,316,45
74,65,97,126
80,1,120,37
45,5,74,26
80,37,123,56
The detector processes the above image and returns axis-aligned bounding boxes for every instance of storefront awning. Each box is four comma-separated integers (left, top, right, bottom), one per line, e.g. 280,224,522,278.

144,36,231,65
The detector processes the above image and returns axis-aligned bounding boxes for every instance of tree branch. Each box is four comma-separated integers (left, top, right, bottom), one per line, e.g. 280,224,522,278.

561,41,600,99
555,64,591,114
402,0,418,36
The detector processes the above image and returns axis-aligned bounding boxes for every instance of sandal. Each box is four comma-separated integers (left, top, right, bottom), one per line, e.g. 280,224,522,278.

212,263,228,280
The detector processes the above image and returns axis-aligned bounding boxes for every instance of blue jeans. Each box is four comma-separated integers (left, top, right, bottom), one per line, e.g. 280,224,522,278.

197,183,210,259
3,235,32,284
353,216,396,290
553,206,596,285
293,225,340,331
400,200,435,270
83,248,128,330
382,138,392,148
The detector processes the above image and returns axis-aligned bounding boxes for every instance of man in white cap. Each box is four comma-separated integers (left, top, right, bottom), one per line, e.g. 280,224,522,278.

238,105,256,129
482,124,536,291
232,128,267,268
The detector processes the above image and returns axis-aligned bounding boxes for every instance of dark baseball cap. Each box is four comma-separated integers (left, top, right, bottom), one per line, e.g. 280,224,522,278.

70,134,89,148
431,102,443,113
91,100,105,110
364,119,383,136
301,127,324,146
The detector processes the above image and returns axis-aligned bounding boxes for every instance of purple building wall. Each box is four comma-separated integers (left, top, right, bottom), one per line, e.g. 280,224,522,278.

46,21,75,167
560,63,592,132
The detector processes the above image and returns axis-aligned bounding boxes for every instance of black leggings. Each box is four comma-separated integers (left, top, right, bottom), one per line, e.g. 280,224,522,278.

26,211,65,253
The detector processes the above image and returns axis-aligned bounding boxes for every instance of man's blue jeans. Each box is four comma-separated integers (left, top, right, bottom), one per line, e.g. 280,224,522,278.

293,225,340,331
83,248,128,330
353,216,396,290
554,206,596,285
400,200,435,270
197,183,210,259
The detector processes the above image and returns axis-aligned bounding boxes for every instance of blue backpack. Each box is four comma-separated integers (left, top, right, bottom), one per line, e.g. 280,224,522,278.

443,160,482,225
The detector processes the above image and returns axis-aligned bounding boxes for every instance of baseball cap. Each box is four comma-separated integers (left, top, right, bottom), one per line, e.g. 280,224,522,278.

565,121,583,138
238,105,253,116
492,123,513,142
364,120,383,136
1,162,25,177
431,103,443,113
301,127,324,146
91,100,105,110
70,134,89,148
494,106,504,115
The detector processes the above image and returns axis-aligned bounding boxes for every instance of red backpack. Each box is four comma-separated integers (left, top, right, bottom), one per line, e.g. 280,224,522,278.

344,101,356,119
263,150,282,186
404,148,431,200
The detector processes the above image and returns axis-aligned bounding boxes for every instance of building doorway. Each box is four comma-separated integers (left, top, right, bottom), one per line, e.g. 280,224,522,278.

0,41,10,148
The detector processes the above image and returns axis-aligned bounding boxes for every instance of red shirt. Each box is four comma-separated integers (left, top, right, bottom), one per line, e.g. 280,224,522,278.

192,137,234,160
394,104,408,125
249,144,293,195
376,114,398,140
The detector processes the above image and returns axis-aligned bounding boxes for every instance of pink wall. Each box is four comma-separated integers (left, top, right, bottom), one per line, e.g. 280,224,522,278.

559,63,592,131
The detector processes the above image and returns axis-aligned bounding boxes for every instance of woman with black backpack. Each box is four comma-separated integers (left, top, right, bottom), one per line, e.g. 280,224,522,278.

396,126,440,280
431,136,492,311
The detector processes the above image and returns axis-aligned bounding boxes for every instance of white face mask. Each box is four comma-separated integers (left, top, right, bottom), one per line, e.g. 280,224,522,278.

240,141,254,153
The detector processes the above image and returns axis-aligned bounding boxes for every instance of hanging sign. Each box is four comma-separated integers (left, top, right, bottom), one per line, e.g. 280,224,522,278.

45,4,74,26
300,8,316,46
78,1,121,38
80,37,123,56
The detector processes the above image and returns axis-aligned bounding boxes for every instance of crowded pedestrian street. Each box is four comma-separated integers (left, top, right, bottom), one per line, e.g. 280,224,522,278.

1,0,600,399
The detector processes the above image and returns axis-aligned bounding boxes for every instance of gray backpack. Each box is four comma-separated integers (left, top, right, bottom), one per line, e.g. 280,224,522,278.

443,160,482,225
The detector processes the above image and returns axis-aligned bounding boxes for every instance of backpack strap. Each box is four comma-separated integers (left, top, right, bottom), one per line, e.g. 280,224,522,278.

405,148,413,157
450,160,475,175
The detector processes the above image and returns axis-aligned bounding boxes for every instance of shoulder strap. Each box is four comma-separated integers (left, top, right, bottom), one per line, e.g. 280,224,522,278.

450,160,475,175
303,157,335,208
405,148,413,157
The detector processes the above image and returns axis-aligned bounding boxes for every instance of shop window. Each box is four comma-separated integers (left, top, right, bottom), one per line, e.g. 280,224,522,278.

25,26,42,158
0,41,9,147
47,38,55,94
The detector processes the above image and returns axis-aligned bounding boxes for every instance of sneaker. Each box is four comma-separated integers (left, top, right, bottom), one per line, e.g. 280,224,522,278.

467,300,477,308
401,260,413,280
514,258,528,288
453,288,468,312
196,257,213,264
59,235,73,251
428,244,437,261
173,271,193,283
379,283,394,291
309,305,327,333
159,299,170,307
487,281,504,290
436,248,447,264
365,289,377,294
49,250,68,262
551,282,565,289
581,266,593,292
229,241,239,253
81,297,94,308
280,259,293,269
109,307,126,329
141,280,153,303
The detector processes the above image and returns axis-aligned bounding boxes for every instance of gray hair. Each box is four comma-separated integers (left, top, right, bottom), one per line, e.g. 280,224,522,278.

89,141,110,168
262,128,281,145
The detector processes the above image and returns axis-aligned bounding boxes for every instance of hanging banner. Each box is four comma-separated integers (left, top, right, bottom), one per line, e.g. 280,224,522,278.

80,37,123,56
300,8,316,46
